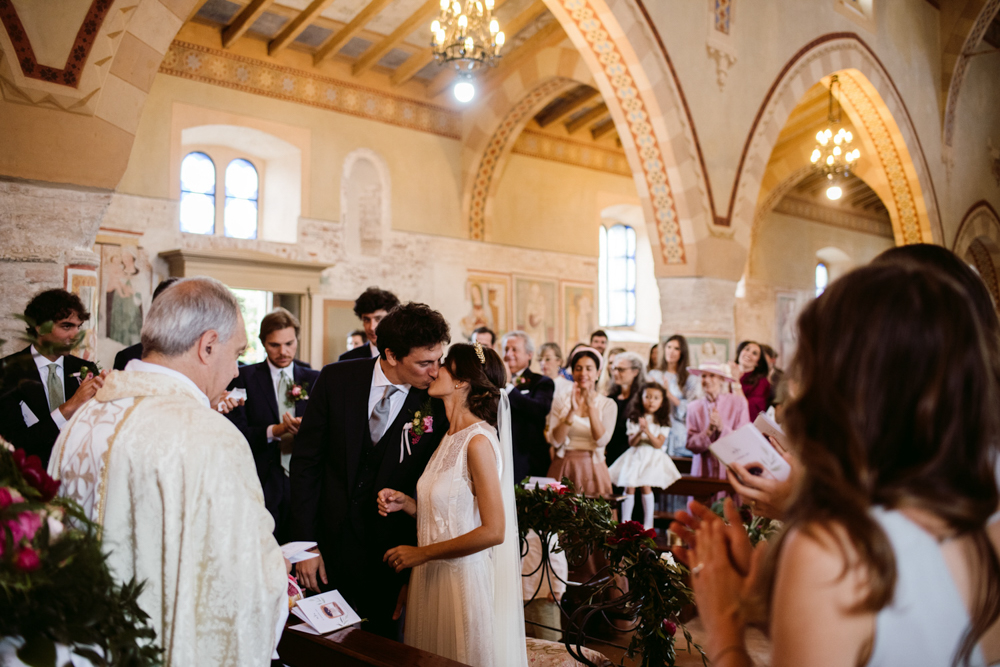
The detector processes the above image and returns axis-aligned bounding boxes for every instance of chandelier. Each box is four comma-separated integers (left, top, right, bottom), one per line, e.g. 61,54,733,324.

810,75,861,200
431,0,505,80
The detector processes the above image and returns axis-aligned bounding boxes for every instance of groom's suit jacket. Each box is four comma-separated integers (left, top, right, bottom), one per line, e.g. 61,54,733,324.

290,356,447,635
0,346,86,469
227,360,319,540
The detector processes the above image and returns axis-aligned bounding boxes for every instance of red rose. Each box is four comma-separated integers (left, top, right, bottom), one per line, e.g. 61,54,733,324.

14,546,41,572
0,487,12,510
663,620,677,636
13,449,61,501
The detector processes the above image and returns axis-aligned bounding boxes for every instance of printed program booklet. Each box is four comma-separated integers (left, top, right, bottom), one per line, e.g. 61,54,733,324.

291,590,362,635
709,422,791,481
281,541,319,564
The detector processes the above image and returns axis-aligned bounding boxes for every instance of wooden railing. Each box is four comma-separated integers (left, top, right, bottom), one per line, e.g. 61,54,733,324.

278,623,471,667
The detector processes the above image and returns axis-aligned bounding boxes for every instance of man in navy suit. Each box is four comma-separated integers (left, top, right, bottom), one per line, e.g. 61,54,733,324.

227,307,319,543
292,302,450,640
0,289,106,468
337,286,399,362
501,331,555,483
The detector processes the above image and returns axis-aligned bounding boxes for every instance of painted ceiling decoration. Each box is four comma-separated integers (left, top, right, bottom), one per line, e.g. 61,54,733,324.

0,0,112,87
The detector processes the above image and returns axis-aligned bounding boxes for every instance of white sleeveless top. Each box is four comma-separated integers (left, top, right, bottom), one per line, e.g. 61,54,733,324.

867,507,988,667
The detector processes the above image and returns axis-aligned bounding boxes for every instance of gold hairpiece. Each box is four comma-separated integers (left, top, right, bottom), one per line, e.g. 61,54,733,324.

473,341,486,364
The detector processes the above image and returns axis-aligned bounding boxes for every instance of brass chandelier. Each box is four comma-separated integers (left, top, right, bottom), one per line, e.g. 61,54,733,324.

810,75,861,200
431,0,505,75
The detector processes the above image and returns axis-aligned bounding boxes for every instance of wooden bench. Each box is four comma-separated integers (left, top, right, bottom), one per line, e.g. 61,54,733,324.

278,624,471,667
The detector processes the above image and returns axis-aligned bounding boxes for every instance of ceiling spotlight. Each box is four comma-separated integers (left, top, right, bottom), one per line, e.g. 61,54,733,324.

826,185,843,200
454,80,475,103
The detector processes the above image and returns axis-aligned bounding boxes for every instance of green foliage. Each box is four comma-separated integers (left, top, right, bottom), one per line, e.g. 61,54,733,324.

709,499,782,546
11,314,84,358
516,478,615,568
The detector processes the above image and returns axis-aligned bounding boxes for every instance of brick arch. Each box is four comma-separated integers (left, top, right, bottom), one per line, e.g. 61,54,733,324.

954,201,1000,306
730,34,942,255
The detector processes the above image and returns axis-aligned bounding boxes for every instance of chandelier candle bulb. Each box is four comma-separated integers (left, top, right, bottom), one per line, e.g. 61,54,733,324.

490,18,498,33
496,31,504,47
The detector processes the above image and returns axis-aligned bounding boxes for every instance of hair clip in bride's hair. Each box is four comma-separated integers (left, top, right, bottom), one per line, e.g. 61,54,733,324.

473,341,486,365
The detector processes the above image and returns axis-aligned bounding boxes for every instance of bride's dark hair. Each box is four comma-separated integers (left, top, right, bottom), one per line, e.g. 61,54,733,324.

444,343,506,426
755,262,1000,666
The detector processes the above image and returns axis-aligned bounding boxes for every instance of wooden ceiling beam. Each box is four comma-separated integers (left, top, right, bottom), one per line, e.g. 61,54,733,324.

269,0,336,56
494,0,548,46
312,0,395,65
222,0,276,48
186,0,213,22
475,20,565,99
425,68,459,98
565,103,608,134
536,88,598,127
353,0,439,76
590,117,615,139
391,48,436,86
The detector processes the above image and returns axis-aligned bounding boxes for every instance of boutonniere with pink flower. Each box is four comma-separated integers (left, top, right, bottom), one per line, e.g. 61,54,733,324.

514,374,530,388
286,382,309,403
400,399,435,463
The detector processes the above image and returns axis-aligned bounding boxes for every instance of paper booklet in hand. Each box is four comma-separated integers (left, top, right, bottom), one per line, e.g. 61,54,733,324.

752,411,787,451
708,418,791,482
290,590,362,635
281,541,319,564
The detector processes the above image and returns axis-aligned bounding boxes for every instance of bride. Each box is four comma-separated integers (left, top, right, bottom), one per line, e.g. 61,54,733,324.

378,342,527,667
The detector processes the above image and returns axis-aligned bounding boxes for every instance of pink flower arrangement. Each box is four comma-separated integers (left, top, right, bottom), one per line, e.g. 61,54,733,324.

546,482,569,495
286,382,310,403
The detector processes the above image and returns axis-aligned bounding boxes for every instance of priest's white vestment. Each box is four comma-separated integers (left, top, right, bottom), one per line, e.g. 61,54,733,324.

47,363,287,667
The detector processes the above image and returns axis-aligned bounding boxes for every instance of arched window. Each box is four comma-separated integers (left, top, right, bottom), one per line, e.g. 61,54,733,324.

180,152,216,234
815,262,829,297
224,158,259,239
599,223,637,327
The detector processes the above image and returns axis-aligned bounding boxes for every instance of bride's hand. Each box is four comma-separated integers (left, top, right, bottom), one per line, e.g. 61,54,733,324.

377,488,409,516
384,545,426,573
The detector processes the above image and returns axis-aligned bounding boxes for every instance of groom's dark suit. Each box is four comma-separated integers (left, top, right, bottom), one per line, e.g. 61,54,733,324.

290,357,447,639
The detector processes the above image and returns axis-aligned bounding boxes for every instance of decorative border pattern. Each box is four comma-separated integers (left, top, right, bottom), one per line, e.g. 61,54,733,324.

773,195,893,239
837,73,919,244
468,77,572,240
943,0,1000,148
968,238,1000,305
0,0,111,88
512,129,631,176
160,41,462,140
953,200,1000,307
559,0,685,263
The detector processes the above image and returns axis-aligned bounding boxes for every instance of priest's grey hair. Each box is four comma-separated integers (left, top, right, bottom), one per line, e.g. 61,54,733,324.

141,276,242,357
501,330,535,355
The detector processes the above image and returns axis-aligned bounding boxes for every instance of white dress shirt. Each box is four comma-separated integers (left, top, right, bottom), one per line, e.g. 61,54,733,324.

265,359,295,442
367,341,379,358
368,359,410,426
30,346,68,428
124,358,211,408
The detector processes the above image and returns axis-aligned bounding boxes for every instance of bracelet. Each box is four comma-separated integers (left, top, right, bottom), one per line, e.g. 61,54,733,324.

711,644,749,664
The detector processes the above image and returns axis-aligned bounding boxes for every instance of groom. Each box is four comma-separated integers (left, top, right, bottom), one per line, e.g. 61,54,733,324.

291,302,450,640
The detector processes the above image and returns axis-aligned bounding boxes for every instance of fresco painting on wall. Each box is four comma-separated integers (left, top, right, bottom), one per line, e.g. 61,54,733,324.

775,292,801,369
685,336,731,369
562,283,596,352
98,244,153,352
514,277,558,348
64,266,100,361
461,273,510,338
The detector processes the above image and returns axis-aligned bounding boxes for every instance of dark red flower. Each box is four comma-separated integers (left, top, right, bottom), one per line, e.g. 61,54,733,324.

15,546,41,572
662,620,677,636
608,520,656,545
12,449,61,501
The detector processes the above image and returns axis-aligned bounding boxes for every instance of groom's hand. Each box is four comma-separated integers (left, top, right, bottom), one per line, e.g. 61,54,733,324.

297,550,327,592
392,583,408,621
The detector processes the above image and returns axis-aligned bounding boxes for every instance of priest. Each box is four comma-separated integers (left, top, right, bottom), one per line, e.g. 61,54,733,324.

47,277,288,667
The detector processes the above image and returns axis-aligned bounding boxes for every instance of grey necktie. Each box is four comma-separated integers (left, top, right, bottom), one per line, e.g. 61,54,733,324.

278,370,295,417
369,385,399,445
47,363,64,410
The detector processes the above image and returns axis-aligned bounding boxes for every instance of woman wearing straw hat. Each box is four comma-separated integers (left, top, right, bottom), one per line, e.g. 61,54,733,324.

685,362,750,480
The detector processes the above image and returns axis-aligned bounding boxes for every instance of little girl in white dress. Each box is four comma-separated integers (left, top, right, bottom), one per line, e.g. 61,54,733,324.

607,383,682,529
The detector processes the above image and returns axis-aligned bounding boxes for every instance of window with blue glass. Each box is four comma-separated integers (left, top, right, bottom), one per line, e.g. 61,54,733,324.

224,158,259,240
599,224,637,327
179,152,216,235
815,262,829,297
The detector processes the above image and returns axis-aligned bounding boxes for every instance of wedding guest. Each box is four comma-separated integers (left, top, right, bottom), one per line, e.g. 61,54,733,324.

47,277,287,667
660,335,699,457
537,342,573,396
605,351,645,466
730,340,771,421
338,286,399,361
227,308,319,543
679,263,1000,667
546,347,617,497
0,289,105,468
589,330,608,356
561,343,585,382
346,329,366,352
378,343,528,667
685,362,749,480
292,303,450,640
113,277,180,370
502,331,554,482
647,343,660,379
471,326,496,348
601,346,627,394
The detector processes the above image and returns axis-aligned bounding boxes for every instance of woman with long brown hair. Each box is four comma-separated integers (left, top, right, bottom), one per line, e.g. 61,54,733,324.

680,262,1000,666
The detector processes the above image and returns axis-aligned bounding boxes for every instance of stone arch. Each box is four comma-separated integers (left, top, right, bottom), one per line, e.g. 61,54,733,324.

953,201,1000,306
341,148,392,257
943,0,1000,150
730,33,942,255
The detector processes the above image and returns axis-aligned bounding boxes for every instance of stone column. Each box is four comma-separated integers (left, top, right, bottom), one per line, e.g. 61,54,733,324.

657,276,737,341
0,178,110,356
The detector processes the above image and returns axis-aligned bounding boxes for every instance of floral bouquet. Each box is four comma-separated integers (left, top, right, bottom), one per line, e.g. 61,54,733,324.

286,382,309,403
0,437,162,667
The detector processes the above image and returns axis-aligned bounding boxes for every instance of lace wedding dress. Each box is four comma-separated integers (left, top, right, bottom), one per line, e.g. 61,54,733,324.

404,417,527,667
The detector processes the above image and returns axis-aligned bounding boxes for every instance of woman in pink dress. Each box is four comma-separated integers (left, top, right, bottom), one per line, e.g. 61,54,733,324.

731,340,771,422
685,362,750,480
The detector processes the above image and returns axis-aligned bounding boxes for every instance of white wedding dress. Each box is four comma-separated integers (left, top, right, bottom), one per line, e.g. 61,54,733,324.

404,414,527,667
